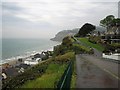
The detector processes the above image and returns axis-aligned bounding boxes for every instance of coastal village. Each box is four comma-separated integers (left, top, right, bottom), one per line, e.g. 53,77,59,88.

1,51,53,80
1,14,120,89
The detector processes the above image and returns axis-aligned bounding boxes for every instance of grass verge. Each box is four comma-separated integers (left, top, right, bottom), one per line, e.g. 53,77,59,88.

21,63,67,88
78,38,104,51
21,52,75,88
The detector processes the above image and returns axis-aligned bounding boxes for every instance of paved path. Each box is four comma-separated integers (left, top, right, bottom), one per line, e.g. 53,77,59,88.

82,54,119,77
76,54,119,88
93,48,102,57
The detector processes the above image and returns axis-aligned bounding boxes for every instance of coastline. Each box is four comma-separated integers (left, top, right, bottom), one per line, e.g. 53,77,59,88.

1,38,61,72
1,46,54,68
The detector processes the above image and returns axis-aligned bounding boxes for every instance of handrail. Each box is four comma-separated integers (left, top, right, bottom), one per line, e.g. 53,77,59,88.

57,61,73,89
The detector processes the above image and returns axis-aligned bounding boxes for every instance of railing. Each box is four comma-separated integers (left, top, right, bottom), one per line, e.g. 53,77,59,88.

57,61,73,90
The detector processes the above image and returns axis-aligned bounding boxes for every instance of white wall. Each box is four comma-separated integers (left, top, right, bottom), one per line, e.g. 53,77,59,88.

102,53,120,60
24,61,38,65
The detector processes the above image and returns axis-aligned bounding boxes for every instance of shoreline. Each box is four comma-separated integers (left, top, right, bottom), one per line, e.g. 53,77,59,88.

1,47,54,67
1,38,60,65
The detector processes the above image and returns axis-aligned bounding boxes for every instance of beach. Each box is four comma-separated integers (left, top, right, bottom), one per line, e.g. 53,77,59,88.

1,38,60,66
1,38,60,82
1,48,54,69
2,38,59,61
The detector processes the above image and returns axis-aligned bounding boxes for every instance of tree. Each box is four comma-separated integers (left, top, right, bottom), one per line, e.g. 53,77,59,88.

100,15,115,30
111,18,120,27
75,23,96,37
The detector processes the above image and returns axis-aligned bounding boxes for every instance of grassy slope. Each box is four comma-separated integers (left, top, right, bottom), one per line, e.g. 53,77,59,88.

20,52,75,88
78,38,104,51
21,63,67,88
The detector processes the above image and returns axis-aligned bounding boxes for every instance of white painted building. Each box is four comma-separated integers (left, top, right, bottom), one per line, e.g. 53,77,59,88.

24,58,41,65
2,73,7,79
18,68,24,73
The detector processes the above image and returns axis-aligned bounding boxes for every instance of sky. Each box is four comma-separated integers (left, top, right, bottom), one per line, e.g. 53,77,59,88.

1,0,119,39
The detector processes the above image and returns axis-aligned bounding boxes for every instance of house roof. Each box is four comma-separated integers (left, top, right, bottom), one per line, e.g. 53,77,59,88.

4,67,18,77
34,53,46,59
15,64,30,69
34,53,41,58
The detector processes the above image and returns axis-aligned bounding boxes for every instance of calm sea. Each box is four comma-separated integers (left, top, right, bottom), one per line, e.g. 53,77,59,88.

1,38,59,63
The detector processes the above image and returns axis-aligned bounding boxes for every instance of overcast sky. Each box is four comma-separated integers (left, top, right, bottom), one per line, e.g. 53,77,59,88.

1,0,119,39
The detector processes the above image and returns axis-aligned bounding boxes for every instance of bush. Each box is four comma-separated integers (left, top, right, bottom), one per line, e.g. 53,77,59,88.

54,52,75,63
62,36,73,47
103,43,120,53
88,39,97,44
53,45,67,56
72,44,93,54
110,43,120,48
89,36,102,44
53,36,74,56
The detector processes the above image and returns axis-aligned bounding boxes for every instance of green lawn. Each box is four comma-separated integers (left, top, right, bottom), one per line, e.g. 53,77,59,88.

21,63,67,88
77,38,104,51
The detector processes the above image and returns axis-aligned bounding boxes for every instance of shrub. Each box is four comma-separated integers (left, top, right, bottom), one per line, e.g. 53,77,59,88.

89,36,102,44
62,36,73,47
103,43,120,53
53,36,74,56
72,44,92,54
54,52,75,63
53,45,67,56
88,39,97,44
110,43,120,48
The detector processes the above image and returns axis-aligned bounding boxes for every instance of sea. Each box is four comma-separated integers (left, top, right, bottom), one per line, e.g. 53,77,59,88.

1,38,60,64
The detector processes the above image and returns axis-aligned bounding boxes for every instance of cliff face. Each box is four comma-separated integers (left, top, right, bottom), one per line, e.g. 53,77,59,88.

51,26,106,42
50,28,79,42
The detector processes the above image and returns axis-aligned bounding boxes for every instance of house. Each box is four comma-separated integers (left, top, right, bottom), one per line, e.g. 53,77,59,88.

15,64,30,73
102,22,120,60
2,73,7,80
101,23,120,44
34,52,46,58
15,64,30,69
18,58,23,62
18,68,24,73
89,31,100,36
34,53,41,58
34,52,48,60
102,53,120,60
2,67,18,78
24,58,41,65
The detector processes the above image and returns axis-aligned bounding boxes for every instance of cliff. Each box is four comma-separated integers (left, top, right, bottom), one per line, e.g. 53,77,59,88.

51,26,106,42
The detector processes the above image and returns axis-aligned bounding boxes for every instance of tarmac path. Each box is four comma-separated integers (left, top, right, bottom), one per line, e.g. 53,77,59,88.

76,54,119,88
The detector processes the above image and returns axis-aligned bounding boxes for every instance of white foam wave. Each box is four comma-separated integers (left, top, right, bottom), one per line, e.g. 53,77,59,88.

1,46,54,65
